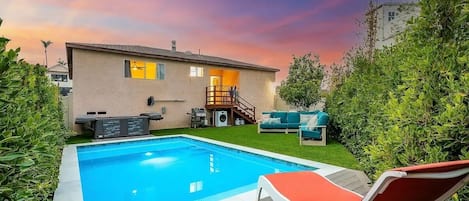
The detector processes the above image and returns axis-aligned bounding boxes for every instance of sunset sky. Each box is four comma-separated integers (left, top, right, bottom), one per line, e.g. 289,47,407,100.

1,0,379,81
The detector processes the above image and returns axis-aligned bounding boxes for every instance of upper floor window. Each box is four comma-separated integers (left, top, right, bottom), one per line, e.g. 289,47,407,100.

51,74,68,82
388,11,396,21
124,60,165,80
190,66,204,77
157,63,165,80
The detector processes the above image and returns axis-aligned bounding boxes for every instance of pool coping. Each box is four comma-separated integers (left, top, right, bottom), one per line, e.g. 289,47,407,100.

53,134,345,201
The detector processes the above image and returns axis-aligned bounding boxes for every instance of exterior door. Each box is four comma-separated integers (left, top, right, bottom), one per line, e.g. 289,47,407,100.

209,76,222,104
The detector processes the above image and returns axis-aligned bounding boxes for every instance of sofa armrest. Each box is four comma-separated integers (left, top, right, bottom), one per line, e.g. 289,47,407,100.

299,125,326,130
258,121,261,133
299,125,327,146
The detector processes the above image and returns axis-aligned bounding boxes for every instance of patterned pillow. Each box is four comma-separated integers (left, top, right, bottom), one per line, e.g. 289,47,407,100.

300,114,316,124
306,115,318,131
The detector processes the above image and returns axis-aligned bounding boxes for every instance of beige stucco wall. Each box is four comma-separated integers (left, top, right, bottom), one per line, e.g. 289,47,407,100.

238,69,276,120
71,49,276,133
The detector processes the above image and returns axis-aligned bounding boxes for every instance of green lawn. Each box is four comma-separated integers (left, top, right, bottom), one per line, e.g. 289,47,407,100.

66,133,93,144
152,124,361,170
66,124,361,170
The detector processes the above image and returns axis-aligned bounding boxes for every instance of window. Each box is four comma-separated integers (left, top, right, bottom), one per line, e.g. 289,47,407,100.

124,60,165,80
388,11,396,21
51,74,68,82
190,66,204,77
157,63,165,80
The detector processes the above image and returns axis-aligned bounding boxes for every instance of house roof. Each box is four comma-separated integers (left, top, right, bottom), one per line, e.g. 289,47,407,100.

47,63,68,73
66,42,279,79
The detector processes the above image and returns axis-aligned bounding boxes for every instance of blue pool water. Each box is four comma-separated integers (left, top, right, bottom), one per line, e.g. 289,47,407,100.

78,137,317,201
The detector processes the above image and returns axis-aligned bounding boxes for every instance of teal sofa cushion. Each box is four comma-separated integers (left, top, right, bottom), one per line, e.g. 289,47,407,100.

301,130,321,139
287,123,301,129
271,112,288,123
260,123,289,129
317,112,329,126
286,112,300,123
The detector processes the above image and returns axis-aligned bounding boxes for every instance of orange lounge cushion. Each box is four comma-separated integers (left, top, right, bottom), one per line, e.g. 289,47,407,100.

264,171,362,201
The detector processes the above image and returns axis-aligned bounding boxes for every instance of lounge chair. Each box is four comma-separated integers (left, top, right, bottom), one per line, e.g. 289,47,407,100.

257,160,469,201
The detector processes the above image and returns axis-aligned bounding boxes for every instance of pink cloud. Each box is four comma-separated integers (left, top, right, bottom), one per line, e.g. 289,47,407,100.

252,0,348,35
3,0,367,83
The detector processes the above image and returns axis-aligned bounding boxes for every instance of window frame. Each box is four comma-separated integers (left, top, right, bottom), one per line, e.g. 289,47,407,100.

388,11,396,21
124,59,166,80
157,63,165,80
51,74,68,82
190,66,204,77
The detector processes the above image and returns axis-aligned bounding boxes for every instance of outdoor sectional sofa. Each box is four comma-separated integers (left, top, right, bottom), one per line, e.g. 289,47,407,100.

258,110,329,146
257,110,320,133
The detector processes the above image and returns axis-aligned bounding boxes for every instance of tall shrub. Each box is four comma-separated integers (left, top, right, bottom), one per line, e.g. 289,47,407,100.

0,19,67,200
365,0,469,179
326,47,403,165
327,0,468,189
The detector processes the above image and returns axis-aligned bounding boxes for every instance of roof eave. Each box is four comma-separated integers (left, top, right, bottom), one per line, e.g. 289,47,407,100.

65,43,279,75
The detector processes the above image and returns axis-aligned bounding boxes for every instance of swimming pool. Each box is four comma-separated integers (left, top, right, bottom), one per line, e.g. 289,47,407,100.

77,136,316,201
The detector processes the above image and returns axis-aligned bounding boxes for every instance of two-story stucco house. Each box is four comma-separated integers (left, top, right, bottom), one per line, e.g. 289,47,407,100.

66,42,278,133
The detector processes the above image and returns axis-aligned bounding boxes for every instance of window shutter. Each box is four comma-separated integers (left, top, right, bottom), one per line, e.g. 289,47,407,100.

124,60,131,77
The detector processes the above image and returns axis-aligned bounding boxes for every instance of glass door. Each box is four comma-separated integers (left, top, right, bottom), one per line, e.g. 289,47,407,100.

209,76,222,104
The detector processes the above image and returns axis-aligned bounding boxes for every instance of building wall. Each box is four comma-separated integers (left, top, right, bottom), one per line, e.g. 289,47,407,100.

238,68,276,120
71,49,276,132
374,4,419,49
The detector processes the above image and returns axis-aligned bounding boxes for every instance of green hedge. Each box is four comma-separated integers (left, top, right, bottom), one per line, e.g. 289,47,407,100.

326,0,468,198
0,20,67,200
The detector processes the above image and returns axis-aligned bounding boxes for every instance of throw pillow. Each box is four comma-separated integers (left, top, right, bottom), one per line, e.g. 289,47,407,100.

300,114,315,124
262,113,271,121
263,118,281,124
306,115,318,131
262,118,271,124
271,118,281,124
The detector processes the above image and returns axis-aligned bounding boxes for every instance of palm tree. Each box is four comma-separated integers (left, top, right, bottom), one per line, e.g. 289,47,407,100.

41,40,52,67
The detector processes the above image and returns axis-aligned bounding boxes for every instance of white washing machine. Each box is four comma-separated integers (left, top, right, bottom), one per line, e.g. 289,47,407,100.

214,111,228,127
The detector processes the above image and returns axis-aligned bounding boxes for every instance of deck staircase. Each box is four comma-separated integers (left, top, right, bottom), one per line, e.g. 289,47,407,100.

205,86,256,124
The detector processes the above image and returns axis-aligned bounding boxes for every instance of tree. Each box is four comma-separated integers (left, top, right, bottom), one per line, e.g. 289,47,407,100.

279,53,324,111
40,40,52,67
57,58,66,65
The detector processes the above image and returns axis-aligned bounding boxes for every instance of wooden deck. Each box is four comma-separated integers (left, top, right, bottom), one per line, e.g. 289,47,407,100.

205,86,256,124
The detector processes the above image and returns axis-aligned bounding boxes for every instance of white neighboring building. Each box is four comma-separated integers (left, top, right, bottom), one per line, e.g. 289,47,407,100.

368,2,420,49
46,64,73,96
